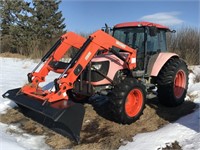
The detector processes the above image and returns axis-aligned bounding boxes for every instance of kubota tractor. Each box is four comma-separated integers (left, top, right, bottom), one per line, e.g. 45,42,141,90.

3,21,188,142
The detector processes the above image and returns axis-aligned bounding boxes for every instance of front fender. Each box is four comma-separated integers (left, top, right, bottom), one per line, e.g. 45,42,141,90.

148,52,178,77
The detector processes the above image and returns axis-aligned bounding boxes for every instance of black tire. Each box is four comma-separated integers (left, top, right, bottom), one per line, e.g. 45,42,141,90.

67,90,89,103
108,78,146,124
156,57,188,107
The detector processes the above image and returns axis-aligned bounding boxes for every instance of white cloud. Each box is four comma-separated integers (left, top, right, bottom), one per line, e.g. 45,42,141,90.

139,12,184,26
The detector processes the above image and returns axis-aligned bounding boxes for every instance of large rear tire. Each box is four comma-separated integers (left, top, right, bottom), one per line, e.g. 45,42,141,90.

156,57,188,107
108,78,146,124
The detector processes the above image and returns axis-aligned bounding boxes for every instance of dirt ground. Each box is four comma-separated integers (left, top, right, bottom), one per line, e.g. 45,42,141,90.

0,96,197,150
160,141,182,150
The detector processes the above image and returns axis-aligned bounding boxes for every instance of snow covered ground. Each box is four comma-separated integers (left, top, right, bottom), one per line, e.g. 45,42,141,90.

120,65,200,150
0,58,52,150
0,57,199,150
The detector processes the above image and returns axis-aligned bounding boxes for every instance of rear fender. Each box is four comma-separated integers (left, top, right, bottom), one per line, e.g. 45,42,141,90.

148,52,178,77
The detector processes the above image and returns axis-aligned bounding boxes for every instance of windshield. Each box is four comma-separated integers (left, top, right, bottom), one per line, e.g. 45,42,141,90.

113,27,145,50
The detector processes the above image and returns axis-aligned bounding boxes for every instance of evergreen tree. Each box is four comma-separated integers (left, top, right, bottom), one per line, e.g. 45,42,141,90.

29,0,66,56
31,0,66,39
0,0,66,56
0,0,31,53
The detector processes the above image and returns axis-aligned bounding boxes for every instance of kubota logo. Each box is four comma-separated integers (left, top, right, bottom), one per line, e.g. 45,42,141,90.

85,51,92,60
131,58,136,63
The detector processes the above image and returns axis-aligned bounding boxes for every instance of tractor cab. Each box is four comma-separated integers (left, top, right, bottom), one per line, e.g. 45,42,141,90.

112,22,170,70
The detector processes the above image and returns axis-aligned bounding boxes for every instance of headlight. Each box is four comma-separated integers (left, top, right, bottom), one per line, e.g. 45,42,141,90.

92,64,102,70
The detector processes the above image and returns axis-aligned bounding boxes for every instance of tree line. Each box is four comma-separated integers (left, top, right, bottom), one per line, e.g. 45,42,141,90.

0,0,66,58
0,0,199,64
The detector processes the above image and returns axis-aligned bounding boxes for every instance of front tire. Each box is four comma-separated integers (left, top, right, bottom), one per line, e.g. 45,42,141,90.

109,78,146,124
156,57,188,107
67,90,89,103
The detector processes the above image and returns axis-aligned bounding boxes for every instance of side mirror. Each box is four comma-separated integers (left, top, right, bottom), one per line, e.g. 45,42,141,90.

149,26,157,36
171,30,176,33
105,23,109,33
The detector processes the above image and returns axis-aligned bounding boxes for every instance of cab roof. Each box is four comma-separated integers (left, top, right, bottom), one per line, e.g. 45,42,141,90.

114,21,169,30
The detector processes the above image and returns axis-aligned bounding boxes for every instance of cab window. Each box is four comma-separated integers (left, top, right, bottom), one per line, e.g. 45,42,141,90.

147,30,167,52
113,27,145,51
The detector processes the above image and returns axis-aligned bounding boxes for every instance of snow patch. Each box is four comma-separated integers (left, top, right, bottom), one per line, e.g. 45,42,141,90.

0,58,199,150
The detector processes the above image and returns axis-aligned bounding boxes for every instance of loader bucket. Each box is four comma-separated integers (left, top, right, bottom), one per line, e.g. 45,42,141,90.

2,88,85,143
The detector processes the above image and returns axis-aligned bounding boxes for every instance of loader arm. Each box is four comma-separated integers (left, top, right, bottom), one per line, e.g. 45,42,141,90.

46,30,137,102
21,30,136,103
21,32,86,98
27,32,86,86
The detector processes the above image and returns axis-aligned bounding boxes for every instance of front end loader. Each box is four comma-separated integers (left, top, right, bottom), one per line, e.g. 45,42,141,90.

2,21,188,142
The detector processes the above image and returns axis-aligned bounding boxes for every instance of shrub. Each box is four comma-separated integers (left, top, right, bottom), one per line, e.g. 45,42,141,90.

167,26,200,65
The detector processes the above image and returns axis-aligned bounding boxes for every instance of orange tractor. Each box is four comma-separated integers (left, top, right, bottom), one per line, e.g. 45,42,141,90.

3,21,188,142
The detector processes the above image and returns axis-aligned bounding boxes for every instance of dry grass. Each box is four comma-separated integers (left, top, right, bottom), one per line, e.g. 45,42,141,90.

0,52,27,59
194,74,200,83
167,26,200,65
1,27,199,64
160,141,181,150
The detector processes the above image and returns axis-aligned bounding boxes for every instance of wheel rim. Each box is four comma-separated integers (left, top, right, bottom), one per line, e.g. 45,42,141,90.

125,89,143,117
174,70,186,99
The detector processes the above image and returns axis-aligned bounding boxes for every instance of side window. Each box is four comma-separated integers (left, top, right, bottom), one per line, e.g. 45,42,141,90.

159,30,167,51
147,31,159,52
147,29,167,52
132,31,144,51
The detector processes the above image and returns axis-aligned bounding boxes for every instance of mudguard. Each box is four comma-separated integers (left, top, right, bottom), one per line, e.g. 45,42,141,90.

147,52,178,76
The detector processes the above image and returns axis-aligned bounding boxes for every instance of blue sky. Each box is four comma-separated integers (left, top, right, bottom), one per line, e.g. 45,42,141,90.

60,0,199,33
